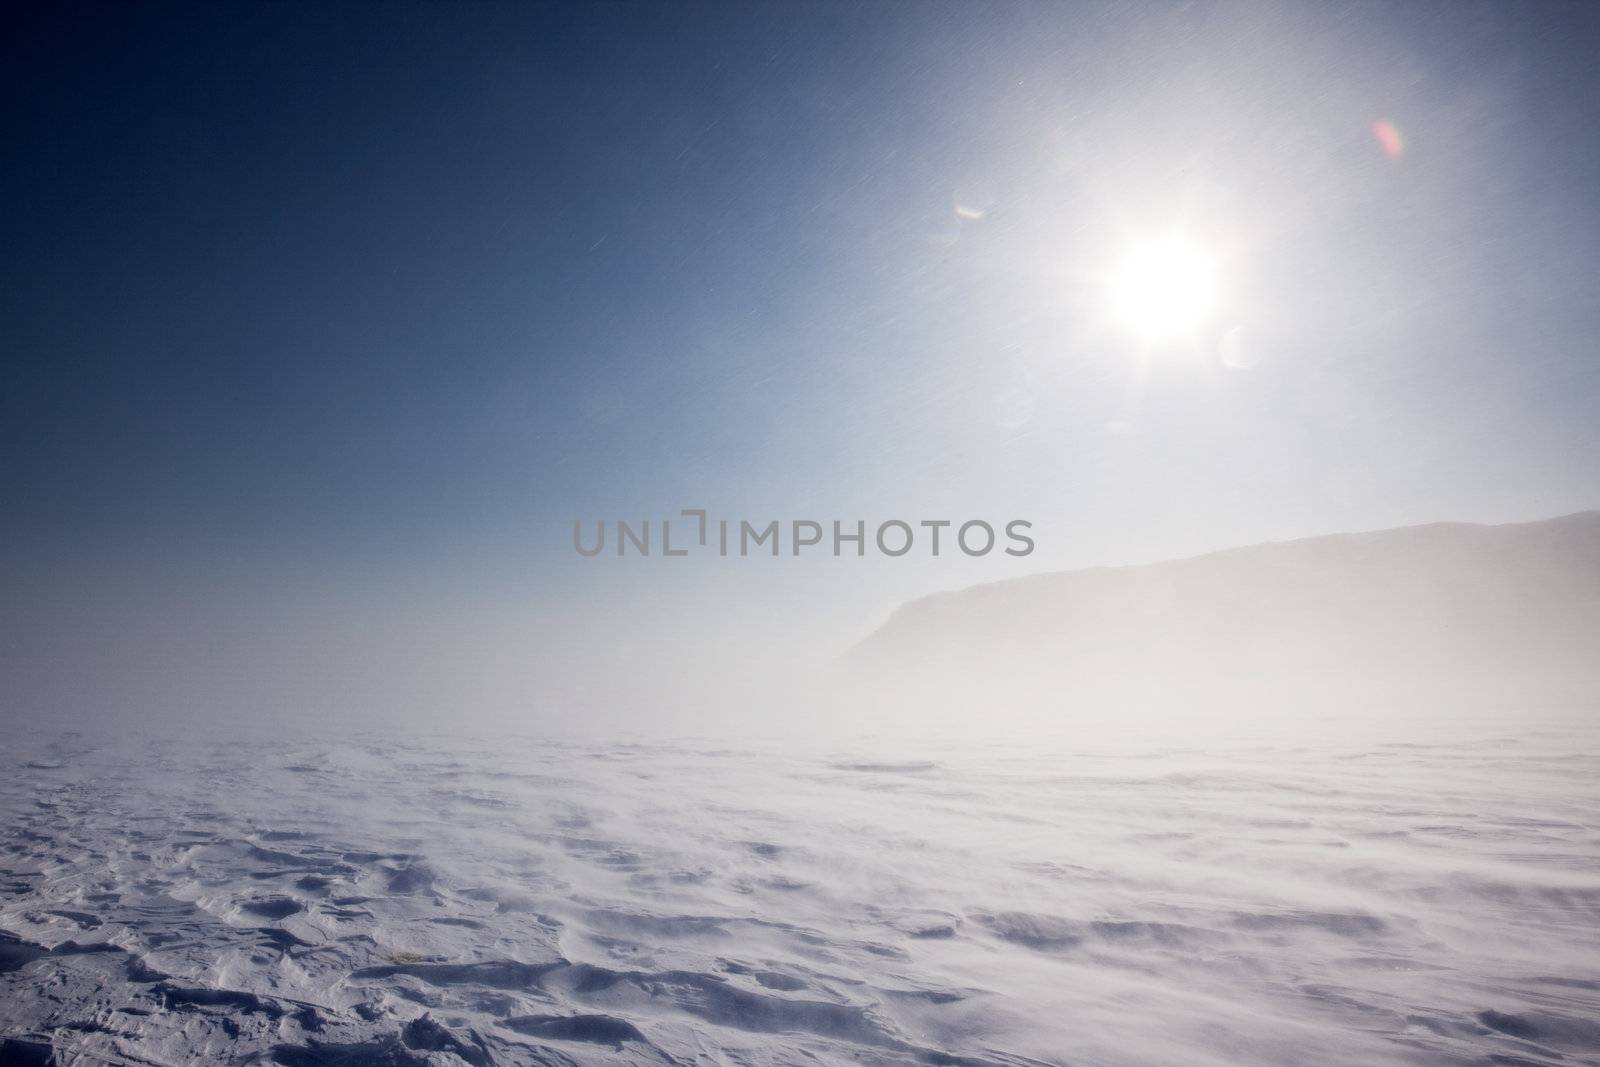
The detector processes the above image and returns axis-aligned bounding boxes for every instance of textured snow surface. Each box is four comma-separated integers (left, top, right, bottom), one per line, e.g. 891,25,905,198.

2,724,1599,1066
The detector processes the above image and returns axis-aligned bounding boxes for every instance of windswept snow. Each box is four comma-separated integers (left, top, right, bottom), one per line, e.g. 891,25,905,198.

2,722,1598,1065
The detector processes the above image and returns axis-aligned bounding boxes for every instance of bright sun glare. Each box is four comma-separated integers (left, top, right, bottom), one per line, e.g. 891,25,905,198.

1107,234,1222,345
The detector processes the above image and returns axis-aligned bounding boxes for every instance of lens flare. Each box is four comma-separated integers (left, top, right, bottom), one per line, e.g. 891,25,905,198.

1372,119,1405,159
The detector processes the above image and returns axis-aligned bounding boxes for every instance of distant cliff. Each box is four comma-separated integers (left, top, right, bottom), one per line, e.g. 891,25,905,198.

847,512,1600,716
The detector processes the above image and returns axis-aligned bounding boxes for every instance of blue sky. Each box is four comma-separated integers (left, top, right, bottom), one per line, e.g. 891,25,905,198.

4,2,1599,724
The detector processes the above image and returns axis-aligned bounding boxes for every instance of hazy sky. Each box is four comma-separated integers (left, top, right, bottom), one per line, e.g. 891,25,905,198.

4,2,1598,726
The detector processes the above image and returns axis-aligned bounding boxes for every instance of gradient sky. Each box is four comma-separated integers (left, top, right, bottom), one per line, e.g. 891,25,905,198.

4,2,1599,727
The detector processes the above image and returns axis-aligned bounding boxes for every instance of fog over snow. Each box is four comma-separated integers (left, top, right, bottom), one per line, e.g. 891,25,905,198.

4,511,1599,1066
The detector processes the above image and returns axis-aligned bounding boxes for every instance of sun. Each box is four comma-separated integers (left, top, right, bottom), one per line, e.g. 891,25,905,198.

1106,233,1222,345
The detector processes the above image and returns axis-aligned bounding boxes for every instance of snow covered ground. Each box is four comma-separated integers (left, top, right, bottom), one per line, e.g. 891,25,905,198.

3,719,1598,1066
